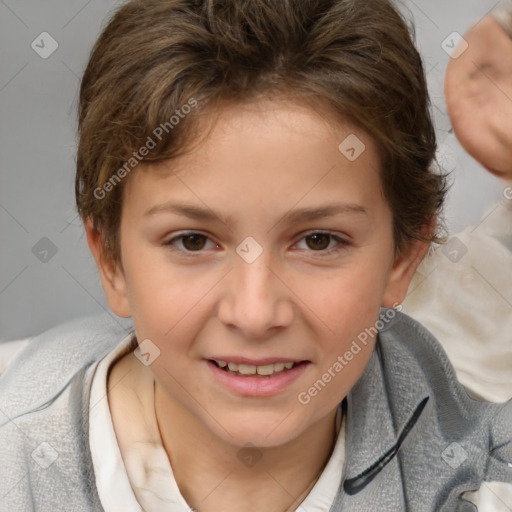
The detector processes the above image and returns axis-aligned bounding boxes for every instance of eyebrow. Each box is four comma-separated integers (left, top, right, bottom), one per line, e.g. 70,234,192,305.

143,202,368,227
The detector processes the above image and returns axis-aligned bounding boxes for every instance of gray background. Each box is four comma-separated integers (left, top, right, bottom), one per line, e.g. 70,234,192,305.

0,0,508,341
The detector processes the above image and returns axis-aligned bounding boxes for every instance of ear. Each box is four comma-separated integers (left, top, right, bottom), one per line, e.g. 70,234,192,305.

381,237,430,308
85,219,132,318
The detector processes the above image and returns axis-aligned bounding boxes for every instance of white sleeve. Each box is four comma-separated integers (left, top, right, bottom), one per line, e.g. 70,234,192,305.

0,338,31,376
403,197,512,403
462,482,512,511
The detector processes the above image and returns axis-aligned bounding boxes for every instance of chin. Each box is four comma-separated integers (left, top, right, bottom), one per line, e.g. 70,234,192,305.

218,414,306,449
485,166,512,179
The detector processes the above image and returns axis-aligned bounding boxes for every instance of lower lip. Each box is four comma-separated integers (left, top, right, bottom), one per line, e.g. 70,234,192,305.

206,360,310,397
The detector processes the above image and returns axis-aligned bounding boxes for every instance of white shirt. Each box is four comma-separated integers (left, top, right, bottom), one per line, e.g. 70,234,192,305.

88,333,346,512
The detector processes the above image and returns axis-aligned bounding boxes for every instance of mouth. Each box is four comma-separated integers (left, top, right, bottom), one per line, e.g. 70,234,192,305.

209,359,304,377
206,358,311,396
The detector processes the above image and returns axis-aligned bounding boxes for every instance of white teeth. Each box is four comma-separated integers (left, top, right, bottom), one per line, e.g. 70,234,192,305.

238,364,256,375
256,364,275,376
214,360,296,375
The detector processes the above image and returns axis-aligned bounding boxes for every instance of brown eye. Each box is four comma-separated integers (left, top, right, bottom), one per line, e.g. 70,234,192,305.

294,231,350,255
305,233,331,251
181,234,208,251
165,232,215,253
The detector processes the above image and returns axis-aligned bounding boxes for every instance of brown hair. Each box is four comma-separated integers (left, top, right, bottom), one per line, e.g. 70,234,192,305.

76,0,448,264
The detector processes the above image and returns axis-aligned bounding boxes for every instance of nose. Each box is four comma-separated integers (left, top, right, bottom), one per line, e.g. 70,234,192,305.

216,248,294,340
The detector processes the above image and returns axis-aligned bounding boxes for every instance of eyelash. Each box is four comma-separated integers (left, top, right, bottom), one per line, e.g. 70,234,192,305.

164,231,350,257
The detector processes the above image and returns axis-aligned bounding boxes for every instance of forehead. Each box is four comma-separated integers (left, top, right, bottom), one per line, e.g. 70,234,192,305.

123,98,384,220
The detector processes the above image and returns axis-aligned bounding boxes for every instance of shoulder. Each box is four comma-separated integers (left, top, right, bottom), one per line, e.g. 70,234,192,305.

380,310,512,466
375,309,493,413
0,338,31,375
375,308,461,383
0,313,134,511
379,309,457,366
341,309,512,509
0,313,134,418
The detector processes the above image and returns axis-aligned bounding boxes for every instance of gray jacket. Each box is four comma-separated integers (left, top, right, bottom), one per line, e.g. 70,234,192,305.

0,310,511,511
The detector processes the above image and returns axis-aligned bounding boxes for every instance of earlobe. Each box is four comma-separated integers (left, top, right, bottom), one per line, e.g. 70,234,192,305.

84,219,132,318
381,238,430,308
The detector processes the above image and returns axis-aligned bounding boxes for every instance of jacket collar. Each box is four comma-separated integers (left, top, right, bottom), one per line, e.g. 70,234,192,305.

341,309,433,494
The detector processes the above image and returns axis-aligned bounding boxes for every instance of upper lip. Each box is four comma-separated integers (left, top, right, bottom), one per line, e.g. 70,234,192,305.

207,356,308,365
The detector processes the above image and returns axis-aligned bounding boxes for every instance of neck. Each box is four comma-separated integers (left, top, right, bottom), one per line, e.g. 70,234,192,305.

154,382,340,512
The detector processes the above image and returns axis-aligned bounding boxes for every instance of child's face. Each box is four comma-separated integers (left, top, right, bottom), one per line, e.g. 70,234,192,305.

89,99,424,447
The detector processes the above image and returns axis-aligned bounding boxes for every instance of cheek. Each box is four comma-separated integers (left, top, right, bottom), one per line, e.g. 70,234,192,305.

124,256,222,364
303,259,390,334
311,288,380,411
121,240,206,320
300,253,390,390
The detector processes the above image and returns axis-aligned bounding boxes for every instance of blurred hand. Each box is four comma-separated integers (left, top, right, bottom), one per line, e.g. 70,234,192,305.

445,15,512,179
